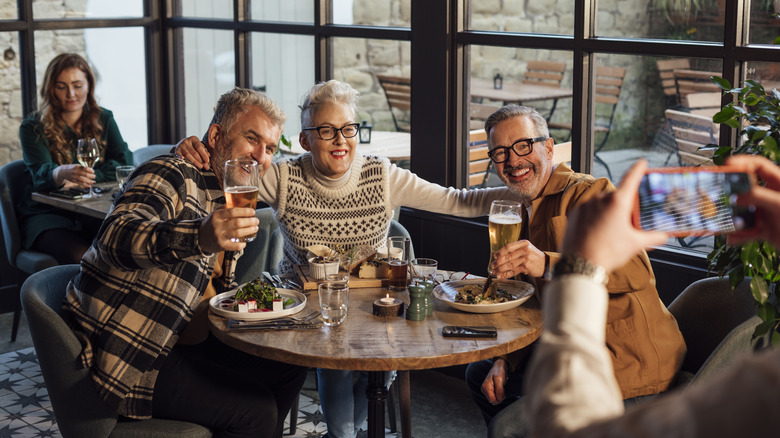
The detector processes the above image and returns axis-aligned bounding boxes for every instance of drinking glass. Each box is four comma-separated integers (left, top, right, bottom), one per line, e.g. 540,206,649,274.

387,236,411,291
115,165,135,191
487,200,523,275
319,281,349,327
410,258,438,284
223,158,260,242
76,138,100,198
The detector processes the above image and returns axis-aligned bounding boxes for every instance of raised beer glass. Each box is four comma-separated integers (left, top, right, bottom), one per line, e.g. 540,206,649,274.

487,200,523,275
223,158,260,242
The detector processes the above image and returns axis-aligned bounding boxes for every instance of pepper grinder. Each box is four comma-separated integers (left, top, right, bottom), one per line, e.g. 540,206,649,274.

406,282,427,321
421,279,435,316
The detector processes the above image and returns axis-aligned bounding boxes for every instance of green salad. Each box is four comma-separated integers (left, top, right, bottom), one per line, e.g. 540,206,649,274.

233,277,295,309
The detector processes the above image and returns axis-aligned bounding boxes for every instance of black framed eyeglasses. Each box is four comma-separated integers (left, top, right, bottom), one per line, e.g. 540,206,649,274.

302,123,360,141
487,136,549,163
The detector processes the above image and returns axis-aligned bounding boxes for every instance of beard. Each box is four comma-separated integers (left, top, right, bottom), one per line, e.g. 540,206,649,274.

210,139,233,183
499,161,546,202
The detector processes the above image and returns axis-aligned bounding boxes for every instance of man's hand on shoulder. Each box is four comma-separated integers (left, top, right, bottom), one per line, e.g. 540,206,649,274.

199,207,259,253
175,136,211,170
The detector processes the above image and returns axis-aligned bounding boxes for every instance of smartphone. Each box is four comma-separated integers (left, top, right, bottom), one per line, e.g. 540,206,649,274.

633,166,756,237
442,326,497,338
49,187,88,199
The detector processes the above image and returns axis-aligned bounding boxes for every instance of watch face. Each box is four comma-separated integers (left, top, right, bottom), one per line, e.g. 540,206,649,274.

553,255,608,285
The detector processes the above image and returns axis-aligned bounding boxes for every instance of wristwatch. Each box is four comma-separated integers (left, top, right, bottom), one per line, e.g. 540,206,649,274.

552,254,608,286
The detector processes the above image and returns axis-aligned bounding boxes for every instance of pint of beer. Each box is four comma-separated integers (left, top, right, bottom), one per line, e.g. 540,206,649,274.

487,200,523,274
224,158,260,242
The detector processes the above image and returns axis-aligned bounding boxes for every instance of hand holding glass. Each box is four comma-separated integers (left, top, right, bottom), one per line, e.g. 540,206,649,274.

488,200,523,275
223,158,260,242
76,138,100,197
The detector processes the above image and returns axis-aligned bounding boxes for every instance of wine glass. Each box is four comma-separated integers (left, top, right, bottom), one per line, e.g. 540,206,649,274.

223,158,260,242
487,200,523,275
76,138,100,198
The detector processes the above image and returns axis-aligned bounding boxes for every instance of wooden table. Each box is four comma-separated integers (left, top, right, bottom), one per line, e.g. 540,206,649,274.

283,131,411,162
31,182,116,219
470,78,573,105
209,285,542,438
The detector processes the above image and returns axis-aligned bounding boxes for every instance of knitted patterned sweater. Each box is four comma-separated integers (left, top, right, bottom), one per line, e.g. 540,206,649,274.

258,153,520,274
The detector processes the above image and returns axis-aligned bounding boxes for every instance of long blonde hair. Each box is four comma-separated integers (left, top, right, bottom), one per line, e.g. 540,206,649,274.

38,53,104,165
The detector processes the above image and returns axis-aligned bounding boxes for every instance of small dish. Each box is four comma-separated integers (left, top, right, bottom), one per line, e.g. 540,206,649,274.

433,278,534,314
209,287,307,321
308,258,340,280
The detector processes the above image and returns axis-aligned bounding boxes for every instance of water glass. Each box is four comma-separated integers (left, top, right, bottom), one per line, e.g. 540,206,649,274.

410,258,438,283
387,236,411,291
115,165,135,190
319,281,349,327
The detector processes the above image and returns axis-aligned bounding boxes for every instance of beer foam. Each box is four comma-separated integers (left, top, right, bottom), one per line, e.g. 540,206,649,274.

489,214,522,224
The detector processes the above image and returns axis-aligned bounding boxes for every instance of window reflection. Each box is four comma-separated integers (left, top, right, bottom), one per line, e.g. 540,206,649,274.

183,28,234,136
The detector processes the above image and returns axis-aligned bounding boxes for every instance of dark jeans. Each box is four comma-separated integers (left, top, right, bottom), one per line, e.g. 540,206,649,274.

153,333,307,438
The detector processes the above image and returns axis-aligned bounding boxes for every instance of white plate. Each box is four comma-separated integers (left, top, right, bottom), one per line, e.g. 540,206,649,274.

209,287,307,321
433,278,534,314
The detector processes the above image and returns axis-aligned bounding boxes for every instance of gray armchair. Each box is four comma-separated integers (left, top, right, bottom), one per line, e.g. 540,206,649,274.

0,159,58,341
21,264,212,438
133,144,174,166
667,276,762,386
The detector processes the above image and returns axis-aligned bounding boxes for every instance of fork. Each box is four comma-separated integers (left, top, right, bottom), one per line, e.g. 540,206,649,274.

230,310,320,327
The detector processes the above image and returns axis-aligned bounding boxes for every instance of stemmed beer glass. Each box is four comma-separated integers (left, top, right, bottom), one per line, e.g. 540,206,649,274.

223,158,260,243
487,200,523,275
76,138,100,198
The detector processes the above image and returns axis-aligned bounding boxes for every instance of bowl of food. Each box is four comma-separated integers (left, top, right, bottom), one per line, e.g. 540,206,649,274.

433,278,534,314
308,257,340,280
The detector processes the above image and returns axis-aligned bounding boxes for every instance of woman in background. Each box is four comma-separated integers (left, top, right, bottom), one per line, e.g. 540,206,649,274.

17,53,133,264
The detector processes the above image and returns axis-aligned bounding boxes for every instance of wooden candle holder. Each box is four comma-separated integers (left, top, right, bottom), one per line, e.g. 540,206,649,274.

372,298,404,317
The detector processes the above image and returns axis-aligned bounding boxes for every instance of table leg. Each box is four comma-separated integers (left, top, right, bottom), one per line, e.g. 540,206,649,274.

366,371,388,438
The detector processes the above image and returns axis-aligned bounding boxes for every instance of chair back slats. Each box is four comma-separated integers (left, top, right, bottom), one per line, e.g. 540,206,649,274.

552,141,572,166
656,58,691,99
467,129,490,188
665,109,718,166
523,60,566,88
376,74,411,132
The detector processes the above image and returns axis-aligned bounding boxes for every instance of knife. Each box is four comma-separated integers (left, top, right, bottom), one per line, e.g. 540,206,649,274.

263,271,279,287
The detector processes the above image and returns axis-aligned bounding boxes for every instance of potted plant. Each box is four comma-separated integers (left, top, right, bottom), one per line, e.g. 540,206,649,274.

706,76,780,346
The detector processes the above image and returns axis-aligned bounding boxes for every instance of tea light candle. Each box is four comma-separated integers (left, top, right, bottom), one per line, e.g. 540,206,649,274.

372,294,404,317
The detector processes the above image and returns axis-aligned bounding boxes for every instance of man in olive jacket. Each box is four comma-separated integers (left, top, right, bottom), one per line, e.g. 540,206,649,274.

465,105,686,438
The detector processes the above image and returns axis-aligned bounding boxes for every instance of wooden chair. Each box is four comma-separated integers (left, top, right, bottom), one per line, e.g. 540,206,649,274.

548,65,626,179
522,60,566,120
664,109,718,166
376,74,411,132
682,92,722,117
656,58,691,108
674,69,721,107
468,129,491,188
469,102,498,131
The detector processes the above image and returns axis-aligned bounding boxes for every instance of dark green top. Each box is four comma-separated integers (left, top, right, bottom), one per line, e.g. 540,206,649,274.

17,107,133,248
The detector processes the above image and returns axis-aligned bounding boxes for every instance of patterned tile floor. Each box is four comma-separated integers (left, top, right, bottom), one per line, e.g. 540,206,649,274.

0,348,397,438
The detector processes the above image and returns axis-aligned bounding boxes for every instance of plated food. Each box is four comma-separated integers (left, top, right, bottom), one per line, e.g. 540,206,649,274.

454,282,516,304
433,278,534,314
209,278,307,321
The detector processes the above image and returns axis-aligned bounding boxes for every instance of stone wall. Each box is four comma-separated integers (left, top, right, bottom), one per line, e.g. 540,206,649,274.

0,0,86,167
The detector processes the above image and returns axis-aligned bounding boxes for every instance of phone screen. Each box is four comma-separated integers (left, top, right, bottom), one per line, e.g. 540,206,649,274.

636,168,755,236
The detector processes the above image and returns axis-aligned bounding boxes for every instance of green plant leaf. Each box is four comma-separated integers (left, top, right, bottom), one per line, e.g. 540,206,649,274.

751,276,770,304
758,301,776,322
711,76,731,91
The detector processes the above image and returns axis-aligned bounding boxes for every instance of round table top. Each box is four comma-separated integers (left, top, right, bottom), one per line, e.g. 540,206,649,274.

208,286,542,371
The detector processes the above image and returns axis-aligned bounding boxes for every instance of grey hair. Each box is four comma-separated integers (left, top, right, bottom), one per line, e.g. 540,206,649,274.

299,80,359,129
205,87,286,142
484,105,549,143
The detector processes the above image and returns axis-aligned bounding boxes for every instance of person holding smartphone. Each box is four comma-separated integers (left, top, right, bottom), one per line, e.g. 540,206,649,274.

526,155,780,438
17,53,133,264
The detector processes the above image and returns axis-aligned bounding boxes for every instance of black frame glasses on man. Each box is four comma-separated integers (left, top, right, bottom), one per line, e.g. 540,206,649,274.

302,123,361,141
487,136,549,163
